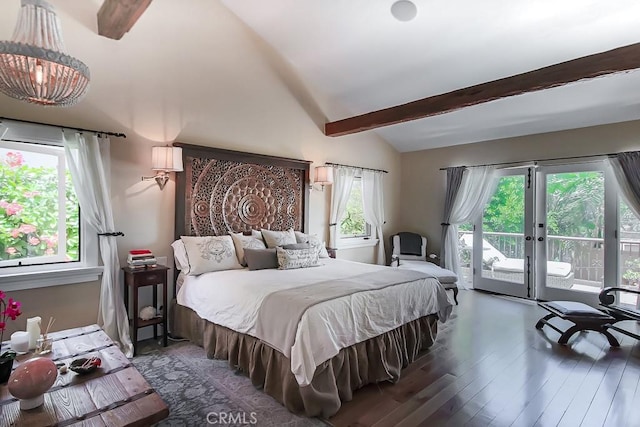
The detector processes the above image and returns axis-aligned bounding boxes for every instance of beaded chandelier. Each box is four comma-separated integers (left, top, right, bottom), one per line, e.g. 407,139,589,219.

0,0,90,106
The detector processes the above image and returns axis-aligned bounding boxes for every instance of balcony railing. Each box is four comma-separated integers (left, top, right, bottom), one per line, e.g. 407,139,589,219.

458,231,640,284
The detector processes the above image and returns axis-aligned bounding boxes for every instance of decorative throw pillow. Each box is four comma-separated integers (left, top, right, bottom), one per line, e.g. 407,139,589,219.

180,235,242,276
282,242,310,250
171,239,189,271
230,233,267,265
244,248,278,271
261,228,297,248
294,231,330,258
251,229,264,244
276,246,320,270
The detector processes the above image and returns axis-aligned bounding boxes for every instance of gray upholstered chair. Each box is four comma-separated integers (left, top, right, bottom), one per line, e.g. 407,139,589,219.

391,232,459,304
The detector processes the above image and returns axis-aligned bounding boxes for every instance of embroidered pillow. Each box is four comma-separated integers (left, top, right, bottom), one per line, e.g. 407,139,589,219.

261,228,297,248
276,246,320,270
244,248,278,271
230,233,267,266
294,231,330,258
180,235,242,275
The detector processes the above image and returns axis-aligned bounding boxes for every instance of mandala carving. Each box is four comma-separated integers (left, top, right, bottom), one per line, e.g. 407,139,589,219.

184,157,304,236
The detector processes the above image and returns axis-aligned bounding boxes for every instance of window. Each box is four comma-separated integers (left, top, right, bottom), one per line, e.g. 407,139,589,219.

0,141,79,267
339,177,371,239
0,128,100,290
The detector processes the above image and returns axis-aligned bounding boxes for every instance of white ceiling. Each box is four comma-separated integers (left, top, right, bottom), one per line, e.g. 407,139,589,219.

221,0,640,152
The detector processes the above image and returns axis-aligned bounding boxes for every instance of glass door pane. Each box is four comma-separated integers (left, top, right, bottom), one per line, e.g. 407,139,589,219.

458,222,474,288
473,169,533,298
619,199,640,308
536,165,607,305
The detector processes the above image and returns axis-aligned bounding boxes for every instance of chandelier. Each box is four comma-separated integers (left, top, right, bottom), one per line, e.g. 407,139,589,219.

0,0,90,106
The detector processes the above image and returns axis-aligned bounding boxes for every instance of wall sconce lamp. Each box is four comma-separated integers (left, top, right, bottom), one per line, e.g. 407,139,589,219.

312,165,333,191
142,146,183,190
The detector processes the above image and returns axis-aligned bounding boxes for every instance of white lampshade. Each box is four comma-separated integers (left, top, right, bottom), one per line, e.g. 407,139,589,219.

314,165,333,185
151,146,183,172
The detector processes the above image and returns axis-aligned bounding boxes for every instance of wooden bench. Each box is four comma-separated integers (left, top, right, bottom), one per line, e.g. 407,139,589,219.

599,287,640,341
535,301,620,346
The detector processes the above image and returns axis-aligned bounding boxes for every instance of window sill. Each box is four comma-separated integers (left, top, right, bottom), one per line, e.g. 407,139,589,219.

0,266,104,292
337,238,379,250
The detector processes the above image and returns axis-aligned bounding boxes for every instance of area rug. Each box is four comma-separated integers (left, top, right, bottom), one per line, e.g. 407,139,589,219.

132,341,328,426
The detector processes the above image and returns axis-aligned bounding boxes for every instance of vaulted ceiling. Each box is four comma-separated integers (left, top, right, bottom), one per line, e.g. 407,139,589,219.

221,0,640,152
1,1,639,153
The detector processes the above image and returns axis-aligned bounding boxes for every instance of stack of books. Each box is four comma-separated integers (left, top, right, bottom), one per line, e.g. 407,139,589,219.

127,249,157,269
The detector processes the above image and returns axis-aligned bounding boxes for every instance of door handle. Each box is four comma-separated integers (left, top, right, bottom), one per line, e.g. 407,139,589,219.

538,237,544,242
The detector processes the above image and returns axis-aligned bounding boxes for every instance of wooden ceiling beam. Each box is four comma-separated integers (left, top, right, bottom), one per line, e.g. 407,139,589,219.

325,42,640,137
97,0,153,40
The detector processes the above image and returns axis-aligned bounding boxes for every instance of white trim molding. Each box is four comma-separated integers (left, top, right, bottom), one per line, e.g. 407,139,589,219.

337,238,379,250
0,266,103,292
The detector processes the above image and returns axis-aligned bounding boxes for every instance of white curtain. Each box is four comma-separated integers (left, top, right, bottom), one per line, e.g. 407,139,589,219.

329,167,356,248
443,166,497,287
608,154,640,220
64,132,133,357
362,170,386,265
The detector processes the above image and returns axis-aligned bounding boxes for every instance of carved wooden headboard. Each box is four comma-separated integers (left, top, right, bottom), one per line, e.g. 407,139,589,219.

174,143,311,238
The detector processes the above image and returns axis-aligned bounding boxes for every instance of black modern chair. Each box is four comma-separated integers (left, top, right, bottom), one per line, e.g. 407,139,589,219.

599,287,640,341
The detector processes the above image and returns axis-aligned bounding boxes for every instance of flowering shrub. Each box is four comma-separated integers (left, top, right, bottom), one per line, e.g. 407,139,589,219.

0,291,22,362
0,150,79,262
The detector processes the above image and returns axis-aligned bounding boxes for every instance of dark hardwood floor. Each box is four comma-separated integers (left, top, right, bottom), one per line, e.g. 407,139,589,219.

328,290,640,427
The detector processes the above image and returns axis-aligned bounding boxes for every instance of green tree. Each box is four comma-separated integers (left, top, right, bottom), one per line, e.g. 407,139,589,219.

340,181,366,236
483,176,525,233
546,172,603,238
481,172,605,238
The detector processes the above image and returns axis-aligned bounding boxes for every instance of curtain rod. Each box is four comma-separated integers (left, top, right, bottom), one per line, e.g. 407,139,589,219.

438,151,624,170
325,162,388,174
0,116,127,138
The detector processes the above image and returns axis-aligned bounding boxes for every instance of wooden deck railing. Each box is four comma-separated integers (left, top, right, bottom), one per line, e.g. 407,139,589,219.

458,231,640,285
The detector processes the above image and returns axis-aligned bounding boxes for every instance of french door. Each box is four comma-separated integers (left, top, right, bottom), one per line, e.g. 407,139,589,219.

472,168,534,298
535,163,616,305
471,161,621,306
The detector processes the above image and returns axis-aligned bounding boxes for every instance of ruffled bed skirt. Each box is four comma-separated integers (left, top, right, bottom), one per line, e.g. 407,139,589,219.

172,303,439,418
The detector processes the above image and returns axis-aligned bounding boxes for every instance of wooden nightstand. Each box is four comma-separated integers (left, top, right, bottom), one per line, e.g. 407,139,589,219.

122,265,169,356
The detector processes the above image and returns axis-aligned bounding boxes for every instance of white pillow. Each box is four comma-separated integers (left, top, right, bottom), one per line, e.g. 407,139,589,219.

294,231,330,258
180,235,242,276
251,230,263,241
171,239,190,271
230,233,267,266
276,246,320,270
261,228,296,248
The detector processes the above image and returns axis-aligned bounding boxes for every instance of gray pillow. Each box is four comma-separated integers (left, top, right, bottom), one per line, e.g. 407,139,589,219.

244,248,278,271
282,242,310,250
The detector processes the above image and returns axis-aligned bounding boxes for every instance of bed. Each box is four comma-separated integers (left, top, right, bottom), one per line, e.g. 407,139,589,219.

171,143,453,417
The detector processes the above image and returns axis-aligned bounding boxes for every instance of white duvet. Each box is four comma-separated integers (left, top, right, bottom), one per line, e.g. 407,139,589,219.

177,258,453,386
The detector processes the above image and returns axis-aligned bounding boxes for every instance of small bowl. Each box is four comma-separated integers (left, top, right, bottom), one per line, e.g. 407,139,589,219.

69,358,101,375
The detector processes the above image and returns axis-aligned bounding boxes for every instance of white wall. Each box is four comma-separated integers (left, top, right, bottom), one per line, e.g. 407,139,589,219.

0,0,401,336
399,119,640,255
